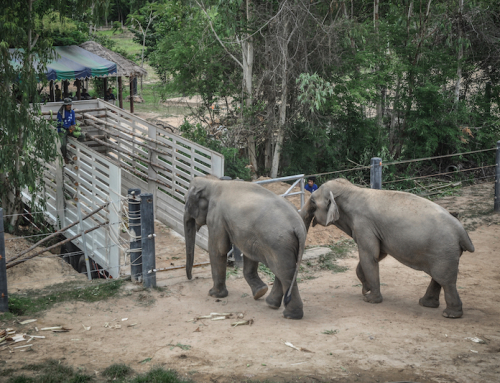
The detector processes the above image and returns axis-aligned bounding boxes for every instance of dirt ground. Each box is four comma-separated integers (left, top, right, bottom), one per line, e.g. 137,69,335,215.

1,181,500,383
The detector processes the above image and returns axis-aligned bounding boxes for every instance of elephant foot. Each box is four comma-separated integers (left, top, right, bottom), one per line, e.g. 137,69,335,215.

362,284,370,295
283,307,304,320
266,295,282,310
253,285,268,300
209,287,228,298
442,307,463,319
419,297,440,308
363,292,383,304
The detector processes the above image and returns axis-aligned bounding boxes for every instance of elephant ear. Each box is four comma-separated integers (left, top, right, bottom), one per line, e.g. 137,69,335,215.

326,191,340,224
185,187,201,219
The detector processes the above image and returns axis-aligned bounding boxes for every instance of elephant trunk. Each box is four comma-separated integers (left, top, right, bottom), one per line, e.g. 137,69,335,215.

299,200,315,232
184,215,197,280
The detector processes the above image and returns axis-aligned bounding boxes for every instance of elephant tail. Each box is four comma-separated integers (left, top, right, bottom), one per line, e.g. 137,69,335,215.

284,225,306,307
459,230,475,253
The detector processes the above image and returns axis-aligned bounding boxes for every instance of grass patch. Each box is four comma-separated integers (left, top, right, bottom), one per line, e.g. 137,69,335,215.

318,239,356,273
3,279,124,318
131,367,192,383
226,267,239,279
102,364,133,380
95,30,142,57
6,359,93,383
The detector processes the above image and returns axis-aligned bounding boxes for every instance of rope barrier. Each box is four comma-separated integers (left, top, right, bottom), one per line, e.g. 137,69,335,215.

383,165,496,184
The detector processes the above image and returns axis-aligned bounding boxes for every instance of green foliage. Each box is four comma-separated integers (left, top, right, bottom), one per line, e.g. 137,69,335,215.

258,263,275,282
112,21,124,34
179,120,252,180
5,280,124,317
131,367,192,383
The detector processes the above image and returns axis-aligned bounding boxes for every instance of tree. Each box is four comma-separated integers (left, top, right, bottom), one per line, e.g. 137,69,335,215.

0,0,109,230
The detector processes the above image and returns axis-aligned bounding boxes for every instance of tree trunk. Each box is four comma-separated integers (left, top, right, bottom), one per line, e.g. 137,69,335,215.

241,0,257,175
454,0,464,103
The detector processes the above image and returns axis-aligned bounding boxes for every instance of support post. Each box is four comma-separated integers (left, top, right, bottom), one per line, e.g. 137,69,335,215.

128,188,142,282
118,76,123,109
370,157,382,189
141,193,156,288
300,177,305,209
129,76,134,114
63,80,69,98
103,77,108,100
0,208,8,312
77,202,92,280
495,141,500,212
76,79,81,100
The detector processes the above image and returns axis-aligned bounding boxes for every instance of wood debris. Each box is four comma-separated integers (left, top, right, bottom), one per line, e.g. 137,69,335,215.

19,319,37,325
231,319,254,327
189,312,244,322
284,341,313,353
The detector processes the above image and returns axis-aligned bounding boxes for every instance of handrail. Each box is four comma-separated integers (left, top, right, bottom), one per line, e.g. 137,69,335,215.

255,174,305,208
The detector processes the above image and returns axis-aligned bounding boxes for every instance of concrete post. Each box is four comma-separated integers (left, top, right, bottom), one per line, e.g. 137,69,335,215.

141,193,156,288
495,141,500,212
0,208,8,312
370,157,383,189
128,188,142,282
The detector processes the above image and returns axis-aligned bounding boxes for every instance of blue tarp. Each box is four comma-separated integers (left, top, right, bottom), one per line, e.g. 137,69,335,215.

9,45,117,81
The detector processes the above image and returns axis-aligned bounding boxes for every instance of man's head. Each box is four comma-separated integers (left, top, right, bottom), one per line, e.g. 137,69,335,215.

82,88,87,92
55,85,59,89
63,98,72,110
107,88,112,94
307,176,316,187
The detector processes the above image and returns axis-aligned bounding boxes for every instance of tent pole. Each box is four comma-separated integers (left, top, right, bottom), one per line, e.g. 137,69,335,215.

118,76,123,109
129,76,134,114
103,77,108,100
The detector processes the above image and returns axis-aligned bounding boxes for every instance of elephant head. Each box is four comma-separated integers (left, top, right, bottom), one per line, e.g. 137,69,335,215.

301,185,340,231
184,178,211,280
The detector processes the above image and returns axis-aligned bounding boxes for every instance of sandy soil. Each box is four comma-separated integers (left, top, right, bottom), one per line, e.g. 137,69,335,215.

1,182,499,383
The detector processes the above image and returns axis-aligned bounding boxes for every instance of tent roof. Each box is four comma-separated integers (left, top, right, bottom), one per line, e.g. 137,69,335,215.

9,45,117,81
79,41,147,78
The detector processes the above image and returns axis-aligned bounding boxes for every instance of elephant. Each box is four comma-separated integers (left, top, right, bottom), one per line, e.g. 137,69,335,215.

300,178,475,318
184,175,307,319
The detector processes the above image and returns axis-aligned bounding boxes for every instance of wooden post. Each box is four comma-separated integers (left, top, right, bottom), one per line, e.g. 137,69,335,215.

370,157,382,189
63,80,69,98
49,81,54,102
495,141,500,212
141,193,156,288
129,76,134,113
0,208,8,312
128,188,142,282
76,79,81,100
118,76,123,109
103,77,108,100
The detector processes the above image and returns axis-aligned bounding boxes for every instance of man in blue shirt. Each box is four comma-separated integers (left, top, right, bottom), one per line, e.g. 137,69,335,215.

57,98,76,163
305,176,318,193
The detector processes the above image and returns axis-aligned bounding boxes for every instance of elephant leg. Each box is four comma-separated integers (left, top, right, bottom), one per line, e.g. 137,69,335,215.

356,262,370,295
419,278,441,308
266,277,283,309
243,256,268,300
207,232,231,298
441,283,463,318
273,267,303,320
358,238,383,304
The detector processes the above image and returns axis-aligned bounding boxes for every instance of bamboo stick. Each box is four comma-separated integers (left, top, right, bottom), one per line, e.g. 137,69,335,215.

151,262,211,274
7,202,110,264
6,223,107,269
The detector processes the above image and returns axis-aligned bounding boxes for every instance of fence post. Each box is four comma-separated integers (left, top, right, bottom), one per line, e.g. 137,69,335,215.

141,193,156,288
0,208,8,312
76,202,92,280
300,177,305,209
495,141,500,212
128,188,142,282
370,157,383,189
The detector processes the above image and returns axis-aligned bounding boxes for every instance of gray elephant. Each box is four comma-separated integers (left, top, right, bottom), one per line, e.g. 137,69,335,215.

300,178,475,318
184,176,307,319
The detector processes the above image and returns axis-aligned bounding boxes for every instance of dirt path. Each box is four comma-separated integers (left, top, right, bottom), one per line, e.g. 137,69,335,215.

1,182,499,382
